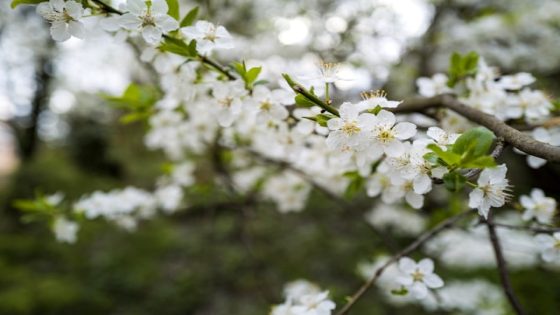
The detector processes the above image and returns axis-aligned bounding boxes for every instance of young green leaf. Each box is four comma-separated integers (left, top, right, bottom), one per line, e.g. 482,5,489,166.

443,172,466,192
180,6,199,27
11,0,46,8
451,127,494,160
426,144,462,166
159,37,197,57
462,155,496,168
245,66,262,85
165,0,180,20
447,51,479,87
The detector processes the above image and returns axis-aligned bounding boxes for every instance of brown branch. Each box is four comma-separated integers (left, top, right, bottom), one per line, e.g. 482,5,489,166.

335,209,475,315
485,212,527,315
490,222,560,234
394,94,560,163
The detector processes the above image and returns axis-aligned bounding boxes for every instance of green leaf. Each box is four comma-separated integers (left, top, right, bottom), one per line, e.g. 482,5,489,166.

232,61,261,89
451,127,494,162
447,51,479,87
295,94,316,107
462,155,496,168
367,105,382,115
315,113,335,127
104,83,160,123
165,0,180,20
426,144,461,166
11,0,46,8
391,287,409,296
443,172,466,192
159,37,197,57
180,6,199,27
245,67,262,85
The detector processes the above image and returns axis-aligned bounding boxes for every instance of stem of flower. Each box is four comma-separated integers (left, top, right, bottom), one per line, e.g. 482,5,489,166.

282,74,340,116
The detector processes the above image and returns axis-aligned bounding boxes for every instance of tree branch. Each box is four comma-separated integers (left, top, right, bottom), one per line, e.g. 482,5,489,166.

394,94,560,162
490,222,560,234
485,211,527,315
335,209,475,315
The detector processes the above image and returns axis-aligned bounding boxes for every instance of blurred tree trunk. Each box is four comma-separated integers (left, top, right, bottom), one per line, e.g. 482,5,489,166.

16,40,54,162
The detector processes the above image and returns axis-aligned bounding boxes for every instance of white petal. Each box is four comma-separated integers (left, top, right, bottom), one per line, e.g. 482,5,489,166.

120,13,143,30
37,2,52,17
151,0,168,15
327,118,343,130
424,273,444,288
126,0,146,15
155,15,179,32
406,191,424,209
142,25,163,44
397,275,414,286
375,110,395,128
398,257,416,273
51,0,65,12
384,140,405,157
65,1,83,19
50,22,70,41
411,282,428,299
68,21,85,39
417,258,434,274
413,174,431,194
394,122,417,140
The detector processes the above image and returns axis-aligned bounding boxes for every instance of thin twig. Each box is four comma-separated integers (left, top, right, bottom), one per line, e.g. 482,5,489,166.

491,222,560,234
485,211,527,315
395,94,560,162
335,209,475,315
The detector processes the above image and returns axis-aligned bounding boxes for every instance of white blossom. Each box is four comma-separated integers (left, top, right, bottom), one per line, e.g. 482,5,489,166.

535,233,560,262
520,188,556,224
52,216,79,243
181,20,234,55
364,110,417,157
37,0,85,41
120,0,179,45
397,257,444,299
468,164,510,218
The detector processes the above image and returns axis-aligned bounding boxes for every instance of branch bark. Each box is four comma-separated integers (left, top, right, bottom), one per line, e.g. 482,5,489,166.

394,94,560,163
335,209,475,315
485,212,527,315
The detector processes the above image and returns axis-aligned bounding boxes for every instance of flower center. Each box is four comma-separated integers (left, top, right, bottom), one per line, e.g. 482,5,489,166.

554,241,560,250
260,101,272,111
341,121,360,135
412,270,424,282
219,97,233,108
203,27,218,42
377,129,394,143
142,14,156,27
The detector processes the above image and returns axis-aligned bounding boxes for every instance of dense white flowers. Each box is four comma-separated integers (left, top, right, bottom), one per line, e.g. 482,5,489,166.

397,257,444,299
120,0,179,44
535,233,560,262
37,0,85,41
468,164,510,218
181,21,234,55
520,188,556,224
